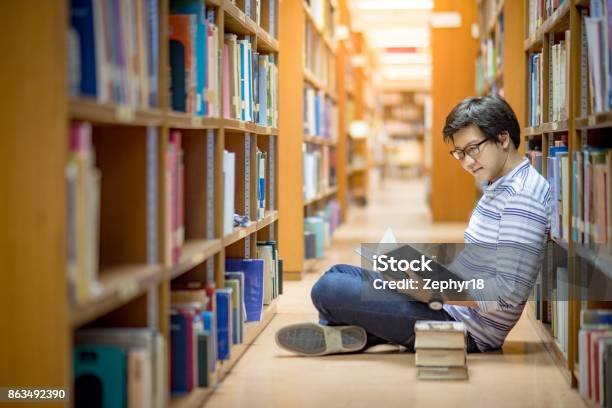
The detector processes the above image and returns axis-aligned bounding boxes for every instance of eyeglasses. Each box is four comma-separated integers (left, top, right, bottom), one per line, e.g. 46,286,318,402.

449,139,490,160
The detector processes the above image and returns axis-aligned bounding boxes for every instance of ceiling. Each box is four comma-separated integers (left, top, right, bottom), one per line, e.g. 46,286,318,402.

348,0,433,92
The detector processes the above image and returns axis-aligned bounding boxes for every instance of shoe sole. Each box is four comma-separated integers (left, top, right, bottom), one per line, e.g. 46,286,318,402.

275,323,367,356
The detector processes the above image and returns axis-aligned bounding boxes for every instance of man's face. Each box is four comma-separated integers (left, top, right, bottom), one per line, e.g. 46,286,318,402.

451,125,509,183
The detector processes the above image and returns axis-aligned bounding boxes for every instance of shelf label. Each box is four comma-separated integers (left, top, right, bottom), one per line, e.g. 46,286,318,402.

589,116,596,126
239,121,246,129
239,229,247,238
116,105,134,122
118,281,138,300
551,122,558,131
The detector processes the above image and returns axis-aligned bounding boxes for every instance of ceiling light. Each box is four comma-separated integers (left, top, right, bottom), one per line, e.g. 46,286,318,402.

356,0,433,10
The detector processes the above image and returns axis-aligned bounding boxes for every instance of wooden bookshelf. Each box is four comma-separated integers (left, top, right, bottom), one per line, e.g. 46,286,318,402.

520,0,612,390
279,0,342,280
0,0,282,403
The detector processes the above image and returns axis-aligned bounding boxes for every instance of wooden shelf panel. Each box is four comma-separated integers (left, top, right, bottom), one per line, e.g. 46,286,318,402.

348,165,367,175
70,99,163,126
541,120,568,133
170,239,223,280
257,27,279,53
485,0,504,36
576,112,612,130
222,118,276,135
524,126,543,136
166,112,223,129
256,210,278,231
223,0,258,35
575,245,612,279
304,68,326,90
304,186,338,206
70,264,163,328
552,236,569,252
541,0,570,35
223,222,258,246
524,32,544,52
303,134,337,146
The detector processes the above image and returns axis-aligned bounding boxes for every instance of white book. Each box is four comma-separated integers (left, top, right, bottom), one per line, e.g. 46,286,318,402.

223,150,236,235
128,348,152,408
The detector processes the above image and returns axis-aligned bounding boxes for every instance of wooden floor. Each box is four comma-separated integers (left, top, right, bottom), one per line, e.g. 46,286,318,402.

205,177,585,408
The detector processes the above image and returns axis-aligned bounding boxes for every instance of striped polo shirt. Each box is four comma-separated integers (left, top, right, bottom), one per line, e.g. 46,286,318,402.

443,158,552,351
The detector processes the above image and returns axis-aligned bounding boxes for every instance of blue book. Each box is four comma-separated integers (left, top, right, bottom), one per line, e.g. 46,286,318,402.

169,39,187,111
170,311,191,394
71,0,97,97
73,345,126,408
170,0,208,116
226,258,264,321
258,55,269,126
201,311,217,374
147,0,159,106
215,289,232,360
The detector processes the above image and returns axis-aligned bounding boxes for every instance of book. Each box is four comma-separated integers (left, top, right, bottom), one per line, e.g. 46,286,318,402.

415,348,466,367
74,345,127,408
169,14,195,112
170,310,195,393
416,366,468,380
216,288,233,360
414,321,467,349
226,258,265,321
223,150,236,235
224,278,243,344
225,271,246,343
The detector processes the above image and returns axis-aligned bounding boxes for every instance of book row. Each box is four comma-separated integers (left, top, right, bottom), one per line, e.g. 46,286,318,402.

303,146,336,202
584,0,612,114
527,0,567,38
69,0,160,107
304,202,340,260
578,309,612,407
303,85,338,138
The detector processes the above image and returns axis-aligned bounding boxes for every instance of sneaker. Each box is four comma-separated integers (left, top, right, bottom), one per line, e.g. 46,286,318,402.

275,322,367,356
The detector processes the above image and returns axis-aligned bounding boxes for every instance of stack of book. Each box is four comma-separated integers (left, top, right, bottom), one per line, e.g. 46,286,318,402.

415,321,468,380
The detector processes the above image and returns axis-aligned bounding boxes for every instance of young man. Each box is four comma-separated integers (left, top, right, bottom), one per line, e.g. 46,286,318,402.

276,95,552,355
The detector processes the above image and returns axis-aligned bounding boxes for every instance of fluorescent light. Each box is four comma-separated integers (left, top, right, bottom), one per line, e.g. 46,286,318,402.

382,66,431,79
430,12,462,28
370,37,430,48
356,0,433,10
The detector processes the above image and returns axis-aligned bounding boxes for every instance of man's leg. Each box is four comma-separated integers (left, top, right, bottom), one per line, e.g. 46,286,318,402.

310,263,454,350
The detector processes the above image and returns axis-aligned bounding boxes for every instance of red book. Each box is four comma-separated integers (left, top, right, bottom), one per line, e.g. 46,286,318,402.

169,15,195,113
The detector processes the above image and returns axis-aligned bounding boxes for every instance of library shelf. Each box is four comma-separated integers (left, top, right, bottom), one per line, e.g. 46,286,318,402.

486,0,504,36
303,186,338,207
575,245,612,279
302,2,335,51
169,299,277,408
348,164,367,176
70,263,164,328
524,31,544,52
223,222,258,246
257,27,280,53
223,0,258,35
69,98,164,127
575,0,589,7
170,239,224,280
166,112,223,129
303,68,326,91
576,112,612,130
524,126,543,136
256,210,279,230
552,236,569,252
541,0,570,35
222,118,276,135
205,0,221,7
303,134,337,146
541,120,569,133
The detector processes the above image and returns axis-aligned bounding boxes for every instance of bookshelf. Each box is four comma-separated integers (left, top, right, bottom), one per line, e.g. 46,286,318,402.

279,0,342,280
1,0,281,406
474,0,612,393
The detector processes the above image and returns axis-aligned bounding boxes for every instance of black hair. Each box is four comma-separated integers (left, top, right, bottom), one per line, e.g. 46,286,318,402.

442,94,520,149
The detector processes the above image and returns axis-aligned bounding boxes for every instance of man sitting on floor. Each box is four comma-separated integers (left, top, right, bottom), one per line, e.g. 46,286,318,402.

275,95,552,355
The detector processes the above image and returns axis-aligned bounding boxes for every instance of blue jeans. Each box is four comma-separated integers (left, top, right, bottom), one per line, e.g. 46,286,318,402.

311,264,480,353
